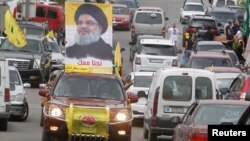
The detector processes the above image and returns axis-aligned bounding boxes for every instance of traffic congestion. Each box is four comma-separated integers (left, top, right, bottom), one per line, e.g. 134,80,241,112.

1,0,250,141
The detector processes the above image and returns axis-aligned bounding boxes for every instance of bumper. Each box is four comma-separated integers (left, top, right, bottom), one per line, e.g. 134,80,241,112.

43,116,132,141
19,69,43,83
10,104,25,116
0,105,11,119
113,22,129,29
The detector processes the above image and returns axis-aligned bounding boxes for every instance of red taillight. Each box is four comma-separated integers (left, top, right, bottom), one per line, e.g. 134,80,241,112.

240,79,250,100
135,57,141,65
172,59,178,67
131,25,135,32
4,88,10,102
152,87,159,116
190,133,207,141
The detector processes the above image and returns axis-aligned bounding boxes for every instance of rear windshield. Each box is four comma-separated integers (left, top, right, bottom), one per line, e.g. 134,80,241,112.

195,77,213,100
113,6,129,14
113,0,136,8
134,75,153,88
139,44,176,56
191,58,232,69
197,45,225,51
53,75,124,101
135,13,163,24
211,12,236,22
194,104,247,125
163,76,192,101
184,5,204,12
191,19,216,28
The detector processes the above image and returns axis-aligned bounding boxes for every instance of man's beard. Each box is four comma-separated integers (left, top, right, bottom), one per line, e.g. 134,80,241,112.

75,28,101,45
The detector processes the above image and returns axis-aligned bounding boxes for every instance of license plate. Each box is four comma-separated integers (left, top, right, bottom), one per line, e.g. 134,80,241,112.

150,59,163,63
164,106,186,113
198,29,207,33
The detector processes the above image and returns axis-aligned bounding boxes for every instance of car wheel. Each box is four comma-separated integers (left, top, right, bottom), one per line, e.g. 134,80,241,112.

18,102,29,121
148,131,157,141
143,122,149,139
0,119,8,131
40,106,44,126
42,128,51,141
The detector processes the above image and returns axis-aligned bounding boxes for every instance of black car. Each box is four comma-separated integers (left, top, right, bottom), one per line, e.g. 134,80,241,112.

0,35,52,88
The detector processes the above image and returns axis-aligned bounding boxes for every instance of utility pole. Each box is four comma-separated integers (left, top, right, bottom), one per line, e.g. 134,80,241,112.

25,0,29,21
0,1,9,34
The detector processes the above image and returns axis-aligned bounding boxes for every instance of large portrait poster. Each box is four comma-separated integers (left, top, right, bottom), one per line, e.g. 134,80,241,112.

65,2,113,74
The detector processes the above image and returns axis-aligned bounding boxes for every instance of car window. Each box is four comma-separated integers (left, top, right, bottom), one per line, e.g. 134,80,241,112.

9,70,21,85
191,58,232,69
217,78,234,90
139,44,176,56
36,7,46,17
163,76,192,101
230,76,244,92
227,0,235,6
195,77,213,100
194,104,247,125
113,0,136,8
182,102,198,124
191,19,215,28
47,8,57,19
184,5,204,12
113,6,129,14
216,0,225,7
49,41,60,53
134,75,153,88
197,45,225,51
53,75,124,101
135,12,163,24
211,12,236,22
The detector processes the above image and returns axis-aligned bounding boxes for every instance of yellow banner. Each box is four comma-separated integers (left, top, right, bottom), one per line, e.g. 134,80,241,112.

4,9,27,48
66,106,110,138
65,64,112,74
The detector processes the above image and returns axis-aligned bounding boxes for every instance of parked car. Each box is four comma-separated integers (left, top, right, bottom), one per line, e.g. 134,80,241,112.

0,57,10,131
132,38,181,72
172,100,250,141
40,71,137,141
143,68,220,141
47,37,65,71
9,66,29,121
0,35,52,88
131,6,168,43
125,72,154,121
221,73,250,100
112,4,131,30
180,2,205,24
195,41,226,52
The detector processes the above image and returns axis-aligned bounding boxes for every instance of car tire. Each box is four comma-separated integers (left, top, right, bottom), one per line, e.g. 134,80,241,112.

0,119,8,131
148,131,157,141
17,102,29,121
143,122,149,139
40,106,44,126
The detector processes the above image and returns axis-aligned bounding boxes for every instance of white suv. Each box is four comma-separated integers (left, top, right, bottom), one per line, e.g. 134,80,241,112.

0,57,10,131
143,68,220,141
133,38,180,72
131,7,168,43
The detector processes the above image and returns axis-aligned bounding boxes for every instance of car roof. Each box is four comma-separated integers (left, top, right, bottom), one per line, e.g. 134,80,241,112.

197,41,224,46
192,14,215,20
210,7,235,13
206,66,242,73
136,6,164,12
137,35,164,40
185,2,203,6
112,4,128,8
196,99,250,105
130,71,155,76
160,67,215,75
191,51,230,58
140,39,175,46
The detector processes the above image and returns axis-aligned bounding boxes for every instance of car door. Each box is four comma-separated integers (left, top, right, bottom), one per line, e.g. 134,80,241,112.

0,59,10,113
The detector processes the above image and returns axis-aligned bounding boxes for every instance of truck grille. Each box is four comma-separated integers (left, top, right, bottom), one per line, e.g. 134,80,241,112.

69,133,106,141
8,59,30,70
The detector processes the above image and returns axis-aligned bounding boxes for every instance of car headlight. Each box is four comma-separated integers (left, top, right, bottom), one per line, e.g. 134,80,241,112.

49,105,64,118
33,59,41,68
123,18,129,22
111,108,132,122
11,93,24,102
115,112,127,121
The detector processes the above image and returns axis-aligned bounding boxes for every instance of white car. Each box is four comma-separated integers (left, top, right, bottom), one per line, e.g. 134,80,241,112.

125,72,155,120
47,37,65,71
133,38,180,72
180,2,205,24
9,66,29,121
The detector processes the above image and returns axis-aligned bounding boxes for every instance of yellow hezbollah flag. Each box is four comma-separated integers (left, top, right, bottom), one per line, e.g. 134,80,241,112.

4,9,27,48
66,106,110,138
114,42,122,75
46,31,55,39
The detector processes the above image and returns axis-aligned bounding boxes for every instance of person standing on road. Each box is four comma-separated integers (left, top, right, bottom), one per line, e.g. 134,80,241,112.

166,23,181,47
181,32,194,67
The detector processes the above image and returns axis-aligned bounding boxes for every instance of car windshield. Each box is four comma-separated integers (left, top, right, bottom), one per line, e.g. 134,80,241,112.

227,0,236,6
135,12,163,24
194,104,247,125
184,5,204,12
18,25,45,36
211,12,236,22
9,70,21,85
216,0,225,7
191,58,232,69
191,19,215,28
113,0,136,8
134,75,153,88
49,41,60,53
113,6,129,14
0,38,42,53
217,78,234,89
163,76,192,101
139,44,176,56
53,74,124,101
197,45,225,51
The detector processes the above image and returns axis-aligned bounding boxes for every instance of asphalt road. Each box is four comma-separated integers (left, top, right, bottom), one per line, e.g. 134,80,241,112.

0,0,209,141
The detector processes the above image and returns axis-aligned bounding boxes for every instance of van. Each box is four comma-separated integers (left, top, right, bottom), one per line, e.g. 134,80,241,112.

0,57,10,131
131,7,168,43
143,68,220,141
14,3,65,32
209,0,237,7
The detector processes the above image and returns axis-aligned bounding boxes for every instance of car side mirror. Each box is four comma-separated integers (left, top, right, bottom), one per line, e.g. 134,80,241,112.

39,88,48,97
121,48,125,52
170,116,181,123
